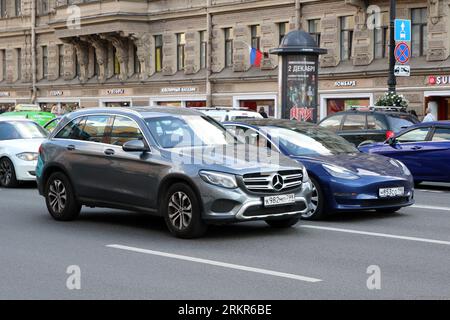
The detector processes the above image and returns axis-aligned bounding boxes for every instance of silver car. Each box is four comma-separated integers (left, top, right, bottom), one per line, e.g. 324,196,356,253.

37,107,312,238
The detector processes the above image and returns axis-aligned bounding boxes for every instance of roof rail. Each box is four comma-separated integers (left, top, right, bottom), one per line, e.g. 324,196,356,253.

349,105,407,112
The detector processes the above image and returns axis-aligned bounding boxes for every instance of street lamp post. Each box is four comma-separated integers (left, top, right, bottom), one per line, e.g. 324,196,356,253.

388,0,397,94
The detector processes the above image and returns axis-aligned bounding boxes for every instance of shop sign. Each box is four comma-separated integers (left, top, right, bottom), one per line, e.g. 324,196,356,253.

0,92,10,97
50,90,64,96
107,89,125,95
161,87,198,94
335,81,356,87
429,76,450,86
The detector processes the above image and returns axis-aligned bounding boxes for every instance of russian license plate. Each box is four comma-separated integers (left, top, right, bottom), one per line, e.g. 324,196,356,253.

379,187,405,198
264,194,296,207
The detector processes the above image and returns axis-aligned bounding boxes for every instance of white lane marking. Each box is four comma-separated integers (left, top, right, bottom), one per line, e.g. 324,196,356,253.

302,225,450,246
416,189,445,194
107,244,322,283
412,204,450,212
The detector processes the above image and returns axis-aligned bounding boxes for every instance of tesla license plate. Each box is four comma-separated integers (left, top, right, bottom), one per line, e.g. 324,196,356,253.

379,187,405,198
264,194,295,207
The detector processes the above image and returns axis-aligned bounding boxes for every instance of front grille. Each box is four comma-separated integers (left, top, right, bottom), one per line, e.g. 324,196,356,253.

243,202,307,218
242,170,303,193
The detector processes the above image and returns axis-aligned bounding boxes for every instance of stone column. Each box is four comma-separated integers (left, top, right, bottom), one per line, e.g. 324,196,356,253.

320,14,339,67
131,33,153,80
101,34,129,81
84,35,108,83
71,38,90,83
185,30,200,75
427,0,450,61
162,33,177,76
233,23,251,72
352,6,373,66
211,27,225,73
261,20,277,70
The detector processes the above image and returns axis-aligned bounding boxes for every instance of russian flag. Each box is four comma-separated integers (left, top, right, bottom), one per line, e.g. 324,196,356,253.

249,47,263,67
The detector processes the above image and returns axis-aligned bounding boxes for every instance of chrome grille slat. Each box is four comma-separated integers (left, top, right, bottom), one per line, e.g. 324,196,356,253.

243,170,303,193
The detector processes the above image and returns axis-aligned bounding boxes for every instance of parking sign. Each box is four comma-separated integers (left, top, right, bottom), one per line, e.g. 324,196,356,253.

395,19,411,42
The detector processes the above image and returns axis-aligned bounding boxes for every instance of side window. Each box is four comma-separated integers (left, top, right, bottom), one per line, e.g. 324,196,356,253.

55,117,86,140
233,126,270,148
319,115,344,132
342,114,367,131
110,116,143,146
397,127,430,143
367,115,387,130
0,123,20,140
81,115,112,144
432,128,450,142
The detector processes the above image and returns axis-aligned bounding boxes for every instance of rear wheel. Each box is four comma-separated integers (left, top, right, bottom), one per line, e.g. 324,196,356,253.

302,177,326,221
0,158,19,188
265,217,300,228
162,183,207,239
45,172,81,221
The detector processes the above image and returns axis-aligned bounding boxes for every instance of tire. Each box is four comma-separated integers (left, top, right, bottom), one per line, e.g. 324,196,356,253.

265,217,300,228
376,207,402,214
0,157,19,188
302,176,326,221
45,172,81,221
162,183,207,239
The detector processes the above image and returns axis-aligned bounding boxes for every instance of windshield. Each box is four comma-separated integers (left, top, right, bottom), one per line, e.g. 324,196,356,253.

145,115,237,149
388,115,419,132
0,121,48,140
261,125,358,156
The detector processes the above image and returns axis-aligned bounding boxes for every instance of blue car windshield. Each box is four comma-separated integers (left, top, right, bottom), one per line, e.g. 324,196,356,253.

145,115,238,149
261,126,358,156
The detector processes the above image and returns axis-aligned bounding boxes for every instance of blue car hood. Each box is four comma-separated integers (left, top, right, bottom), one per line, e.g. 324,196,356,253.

291,152,405,177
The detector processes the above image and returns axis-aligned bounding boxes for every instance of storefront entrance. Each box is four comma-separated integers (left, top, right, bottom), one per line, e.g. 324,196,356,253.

320,94,373,120
425,94,450,120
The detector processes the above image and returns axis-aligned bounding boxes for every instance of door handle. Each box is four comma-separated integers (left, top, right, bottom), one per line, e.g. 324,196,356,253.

104,149,115,156
411,146,423,150
67,145,76,151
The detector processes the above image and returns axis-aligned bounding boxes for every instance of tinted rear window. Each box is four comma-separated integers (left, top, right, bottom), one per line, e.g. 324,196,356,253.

387,115,419,132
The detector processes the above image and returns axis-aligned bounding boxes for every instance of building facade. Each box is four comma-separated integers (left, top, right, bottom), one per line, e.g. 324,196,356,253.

0,0,450,119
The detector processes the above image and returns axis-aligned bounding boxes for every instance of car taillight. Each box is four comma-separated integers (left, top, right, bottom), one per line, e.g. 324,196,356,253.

386,130,395,140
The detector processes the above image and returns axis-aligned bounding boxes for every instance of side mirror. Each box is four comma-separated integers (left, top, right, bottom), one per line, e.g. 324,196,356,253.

122,139,150,153
387,137,397,146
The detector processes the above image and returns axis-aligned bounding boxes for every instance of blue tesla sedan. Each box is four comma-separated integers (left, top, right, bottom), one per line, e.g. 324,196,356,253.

359,121,450,184
224,119,414,220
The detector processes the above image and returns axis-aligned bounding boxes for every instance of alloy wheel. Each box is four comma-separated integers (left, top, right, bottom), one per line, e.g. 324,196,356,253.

168,191,193,230
48,179,67,214
0,159,12,186
303,182,319,219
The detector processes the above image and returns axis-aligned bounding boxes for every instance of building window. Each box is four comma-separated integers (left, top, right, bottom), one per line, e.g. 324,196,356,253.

412,8,428,57
133,45,141,75
340,16,354,61
40,0,49,15
1,50,5,80
15,0,21,16
224,28,234,68
0,0,6,18
278,22,289,44
17,49,21,80
374,24,389,59
251,25,261,50
58,45,64,77
200,30,207,69
308,19,321,46
155,35,163,73
112,46,120,75
177,33,186,71
42,46,48,79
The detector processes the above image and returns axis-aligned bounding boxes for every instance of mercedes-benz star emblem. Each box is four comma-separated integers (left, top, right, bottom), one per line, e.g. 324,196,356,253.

272,174,284,191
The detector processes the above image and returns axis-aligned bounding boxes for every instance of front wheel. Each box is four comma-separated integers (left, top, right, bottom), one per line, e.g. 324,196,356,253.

45,172,81,221
0,158,19,188
265,217,300,228
162,183,207,239
302,177,326,221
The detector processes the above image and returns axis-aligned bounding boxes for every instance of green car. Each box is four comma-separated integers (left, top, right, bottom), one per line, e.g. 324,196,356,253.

0,104,56,127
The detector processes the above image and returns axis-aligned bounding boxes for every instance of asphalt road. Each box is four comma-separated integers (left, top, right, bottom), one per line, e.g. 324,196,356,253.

1,183,450,300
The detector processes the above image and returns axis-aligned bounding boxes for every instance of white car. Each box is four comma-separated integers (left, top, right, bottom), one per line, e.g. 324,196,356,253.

198,108,264,122
0,119,47,187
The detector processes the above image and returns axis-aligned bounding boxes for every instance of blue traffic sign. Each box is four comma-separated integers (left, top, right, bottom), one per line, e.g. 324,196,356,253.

395,42,410,64
395,19,411,42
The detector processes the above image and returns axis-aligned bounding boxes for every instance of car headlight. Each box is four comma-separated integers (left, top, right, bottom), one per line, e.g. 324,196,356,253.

396,160,412,176
302,166,310,183
323,164,360,180
199,171,238,189
16,152,39,161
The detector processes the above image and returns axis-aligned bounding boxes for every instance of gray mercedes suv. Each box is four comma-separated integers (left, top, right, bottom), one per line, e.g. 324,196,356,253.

36,107,312,238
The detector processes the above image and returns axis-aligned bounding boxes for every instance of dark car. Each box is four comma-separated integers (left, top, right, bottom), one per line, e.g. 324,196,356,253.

224,119,415,220
318,108,419,147
36,107,312,238
359,121,450,184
